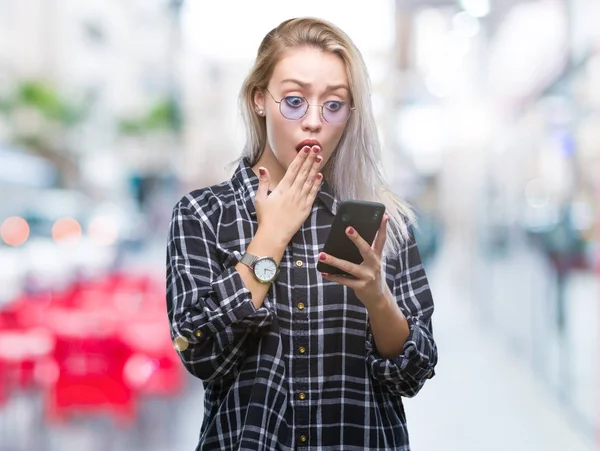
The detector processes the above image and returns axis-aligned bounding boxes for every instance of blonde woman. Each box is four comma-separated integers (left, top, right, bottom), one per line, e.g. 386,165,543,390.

167,17,437,451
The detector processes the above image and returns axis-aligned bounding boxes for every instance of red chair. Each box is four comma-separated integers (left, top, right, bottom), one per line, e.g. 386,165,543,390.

104,272,184,398
43,311,136,427
0,301,56,393
119,314,184,397
0,329,54,389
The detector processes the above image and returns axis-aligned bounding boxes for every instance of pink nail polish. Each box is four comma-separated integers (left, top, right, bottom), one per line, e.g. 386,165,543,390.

319,253,327,261
347,227,355,235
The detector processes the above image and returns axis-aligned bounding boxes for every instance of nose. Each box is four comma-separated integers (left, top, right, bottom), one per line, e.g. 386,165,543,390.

301,104,322,133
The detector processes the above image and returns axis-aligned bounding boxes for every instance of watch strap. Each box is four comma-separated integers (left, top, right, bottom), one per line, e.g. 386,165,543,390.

240,252,258,267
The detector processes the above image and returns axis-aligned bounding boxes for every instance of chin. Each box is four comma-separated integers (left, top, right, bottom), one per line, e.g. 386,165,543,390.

275,153,295,170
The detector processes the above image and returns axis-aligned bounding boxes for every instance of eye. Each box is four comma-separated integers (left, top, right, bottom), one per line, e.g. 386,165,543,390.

324,101,344,112
284,96,306,108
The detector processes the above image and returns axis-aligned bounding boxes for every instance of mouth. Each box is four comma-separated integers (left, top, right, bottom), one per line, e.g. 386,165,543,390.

295,139,321,152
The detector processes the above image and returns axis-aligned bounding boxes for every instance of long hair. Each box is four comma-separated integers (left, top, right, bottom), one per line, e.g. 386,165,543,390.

237,17,416,256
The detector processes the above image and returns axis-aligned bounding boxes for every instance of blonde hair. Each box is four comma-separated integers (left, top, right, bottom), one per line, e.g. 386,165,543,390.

237,17,416,256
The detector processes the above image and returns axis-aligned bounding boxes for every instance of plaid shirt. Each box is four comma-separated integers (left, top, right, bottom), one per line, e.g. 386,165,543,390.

166,158,437,451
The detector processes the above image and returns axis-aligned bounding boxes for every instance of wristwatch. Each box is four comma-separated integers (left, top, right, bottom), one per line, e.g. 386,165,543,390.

240,252,279,283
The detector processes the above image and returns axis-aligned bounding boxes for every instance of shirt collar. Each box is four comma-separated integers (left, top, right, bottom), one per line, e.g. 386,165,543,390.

231,157,337,217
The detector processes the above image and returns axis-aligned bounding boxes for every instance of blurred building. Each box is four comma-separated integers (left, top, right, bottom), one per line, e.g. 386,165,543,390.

0,0,184,199
392,0,600,438
178,57,249,188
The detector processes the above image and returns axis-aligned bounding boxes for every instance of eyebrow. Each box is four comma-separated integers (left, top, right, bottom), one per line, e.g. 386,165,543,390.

280,79,350,93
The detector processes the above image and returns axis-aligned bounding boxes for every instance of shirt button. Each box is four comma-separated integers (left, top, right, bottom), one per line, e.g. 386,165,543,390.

298,346,306,354
299,435,307,443
297,302,305,310
298,392,306,401
295,260,303,267
172,336,189,352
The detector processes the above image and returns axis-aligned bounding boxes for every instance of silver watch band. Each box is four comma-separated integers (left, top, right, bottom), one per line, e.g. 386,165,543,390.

240,252,258,267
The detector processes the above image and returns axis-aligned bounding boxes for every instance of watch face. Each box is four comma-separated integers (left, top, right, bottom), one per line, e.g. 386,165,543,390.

254,257,277,282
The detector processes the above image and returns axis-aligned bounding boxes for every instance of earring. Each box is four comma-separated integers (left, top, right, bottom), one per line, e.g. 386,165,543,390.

255,108,264,116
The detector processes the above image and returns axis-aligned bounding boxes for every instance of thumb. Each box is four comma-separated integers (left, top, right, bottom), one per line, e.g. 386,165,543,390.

256,167,270,200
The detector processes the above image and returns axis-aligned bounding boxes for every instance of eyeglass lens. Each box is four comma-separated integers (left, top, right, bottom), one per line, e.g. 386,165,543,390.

279,96,351,123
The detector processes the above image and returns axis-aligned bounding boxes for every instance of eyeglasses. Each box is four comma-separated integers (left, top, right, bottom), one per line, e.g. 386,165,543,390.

265,89,354,124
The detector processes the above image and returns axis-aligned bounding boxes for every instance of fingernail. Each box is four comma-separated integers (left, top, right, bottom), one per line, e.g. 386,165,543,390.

312,146,320,153
259,168,266,176
316,156,323,163
346,227,355,235
319,253,327,261
303,147,310,153
321,273,329,277
316,173,323,180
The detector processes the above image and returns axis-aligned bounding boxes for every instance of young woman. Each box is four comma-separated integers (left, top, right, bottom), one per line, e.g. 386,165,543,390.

167,17,437,451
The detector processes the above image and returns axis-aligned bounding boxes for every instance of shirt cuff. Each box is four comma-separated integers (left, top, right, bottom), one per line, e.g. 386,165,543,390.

395,316,435,380
366,315,435,382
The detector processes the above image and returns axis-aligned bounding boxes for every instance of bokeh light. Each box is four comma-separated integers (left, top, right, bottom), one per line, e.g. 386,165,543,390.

87,216,119,246
51,218,82,244
1,216,30,246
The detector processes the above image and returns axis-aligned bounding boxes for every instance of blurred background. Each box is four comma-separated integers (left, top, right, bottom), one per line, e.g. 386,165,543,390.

0,0,598,450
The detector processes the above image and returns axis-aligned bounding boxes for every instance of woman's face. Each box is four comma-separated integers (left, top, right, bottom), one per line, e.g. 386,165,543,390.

254,46,351,171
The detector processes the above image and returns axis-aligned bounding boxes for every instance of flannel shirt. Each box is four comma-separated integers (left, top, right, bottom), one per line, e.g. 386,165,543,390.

166,158,437,450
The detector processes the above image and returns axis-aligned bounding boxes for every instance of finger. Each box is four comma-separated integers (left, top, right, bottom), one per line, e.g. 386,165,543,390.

345,226,379,266
321,272,360,289
307,172,323,203
372,215,389,256
318,252,365,279
301,154,323,198
291,146,320,190
256,167,270,202
279,146,311,189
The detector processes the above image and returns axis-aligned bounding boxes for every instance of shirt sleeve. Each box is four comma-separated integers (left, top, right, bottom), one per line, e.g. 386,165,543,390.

166,197,275,382
365,227,438,398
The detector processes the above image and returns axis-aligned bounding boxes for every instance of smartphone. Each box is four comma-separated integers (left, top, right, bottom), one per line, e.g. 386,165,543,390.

317,200,385,276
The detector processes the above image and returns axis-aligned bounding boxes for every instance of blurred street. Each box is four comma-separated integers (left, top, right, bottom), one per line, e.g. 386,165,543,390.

406,238,596,451
1,237,596,450
112,237,600,451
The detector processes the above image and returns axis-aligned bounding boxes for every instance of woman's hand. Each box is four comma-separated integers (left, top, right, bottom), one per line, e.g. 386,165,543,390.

318,215,391,309
255,146,324,244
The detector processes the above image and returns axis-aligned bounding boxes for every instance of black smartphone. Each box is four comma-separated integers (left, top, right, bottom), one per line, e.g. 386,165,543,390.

317,200,385,276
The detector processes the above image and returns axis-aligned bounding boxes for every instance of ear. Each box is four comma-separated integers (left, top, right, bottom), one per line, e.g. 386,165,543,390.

254,89,265,112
